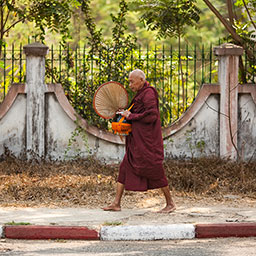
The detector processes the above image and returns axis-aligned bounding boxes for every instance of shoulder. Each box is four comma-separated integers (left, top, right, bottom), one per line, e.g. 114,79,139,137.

142,86,158,99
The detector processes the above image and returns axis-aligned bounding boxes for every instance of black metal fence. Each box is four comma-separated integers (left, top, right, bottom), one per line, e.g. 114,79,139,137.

0,43,220,126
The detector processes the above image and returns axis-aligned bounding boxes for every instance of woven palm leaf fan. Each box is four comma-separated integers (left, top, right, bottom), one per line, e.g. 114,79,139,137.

93,81,129,119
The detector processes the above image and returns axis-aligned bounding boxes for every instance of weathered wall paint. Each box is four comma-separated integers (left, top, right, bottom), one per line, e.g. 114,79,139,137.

215,44,243,160
164,95,220,159
0,94,26,157
238,94,256,160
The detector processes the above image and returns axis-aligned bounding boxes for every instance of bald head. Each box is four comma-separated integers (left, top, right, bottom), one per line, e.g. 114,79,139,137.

129,69,146,82
128,69,146,92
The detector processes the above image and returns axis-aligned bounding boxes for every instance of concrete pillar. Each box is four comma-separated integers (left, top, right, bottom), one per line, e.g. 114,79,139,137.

214,43,243,160
23,43,49,159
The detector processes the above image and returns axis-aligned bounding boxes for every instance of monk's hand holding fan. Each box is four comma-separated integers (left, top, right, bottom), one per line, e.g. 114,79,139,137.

93,81,132,136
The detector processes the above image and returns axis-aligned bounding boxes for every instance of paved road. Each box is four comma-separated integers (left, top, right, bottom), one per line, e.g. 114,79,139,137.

1,238,256,256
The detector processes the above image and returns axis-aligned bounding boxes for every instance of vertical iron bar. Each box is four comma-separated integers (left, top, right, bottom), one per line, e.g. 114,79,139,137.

75,46,78,88
130,50,133,73
154,45,157,88
107,47,110,81
91,48,94,87
170,45,173,122
19,43,22,83
99,49,102,83
178,43,181,117
121,48,125,85
253,44,255,82
3,44,6,97
186,44,188,109
209,43,212,83
83,44,86,86
194,44,196,100
146,45,149,79
59,44,62,82
162,44,165,125
51,44,54,84
67,44,70,81
78,43,81,78
139,44,141,68
201,44,205,85
245,51,247,82
11,43,14,83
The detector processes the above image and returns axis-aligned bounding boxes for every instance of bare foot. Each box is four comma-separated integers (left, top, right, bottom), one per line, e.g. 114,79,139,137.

157,205,176,213
102,204,121,211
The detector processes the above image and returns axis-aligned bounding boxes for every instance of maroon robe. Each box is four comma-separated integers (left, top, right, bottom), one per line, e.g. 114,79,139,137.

117,81,168,191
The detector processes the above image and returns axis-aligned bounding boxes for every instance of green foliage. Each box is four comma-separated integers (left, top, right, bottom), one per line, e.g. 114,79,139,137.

103,221,122,226
201,0,256,83
0,0,73,98
54,0,137,129
185,129,206,158
0,0,78,54
231,0,256,82
5,221,31,225
130,0,201,39
28,0,74,43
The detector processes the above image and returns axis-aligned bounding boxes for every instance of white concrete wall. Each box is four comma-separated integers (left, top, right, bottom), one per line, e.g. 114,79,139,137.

0,94,26,157
164,95,219,158
238,94,256,160
44,92,219,162
45,93,125,162
1,84,256,163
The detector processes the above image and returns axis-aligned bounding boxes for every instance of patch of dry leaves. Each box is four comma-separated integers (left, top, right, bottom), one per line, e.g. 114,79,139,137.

0,155,255,208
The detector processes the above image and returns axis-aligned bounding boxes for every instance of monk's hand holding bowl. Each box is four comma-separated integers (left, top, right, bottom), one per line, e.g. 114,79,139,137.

121,110,131,118
116,109,124,114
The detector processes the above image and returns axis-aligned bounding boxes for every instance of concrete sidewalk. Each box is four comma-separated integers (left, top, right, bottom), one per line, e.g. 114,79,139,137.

0,203,256,240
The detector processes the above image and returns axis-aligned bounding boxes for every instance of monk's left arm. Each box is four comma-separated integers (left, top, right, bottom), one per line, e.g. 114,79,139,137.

126,90,158,123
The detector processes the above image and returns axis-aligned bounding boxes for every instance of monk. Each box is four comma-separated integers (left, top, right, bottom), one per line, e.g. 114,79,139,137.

103,69,176,213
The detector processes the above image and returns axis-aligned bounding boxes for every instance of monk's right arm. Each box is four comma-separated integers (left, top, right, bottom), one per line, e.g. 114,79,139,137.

126,90,158,123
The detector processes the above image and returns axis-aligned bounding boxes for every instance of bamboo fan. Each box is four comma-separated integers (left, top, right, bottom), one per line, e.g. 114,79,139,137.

93,81,129,119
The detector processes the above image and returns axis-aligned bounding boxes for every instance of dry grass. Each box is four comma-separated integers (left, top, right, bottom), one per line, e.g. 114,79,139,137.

0,155,255,208
164,158,256,196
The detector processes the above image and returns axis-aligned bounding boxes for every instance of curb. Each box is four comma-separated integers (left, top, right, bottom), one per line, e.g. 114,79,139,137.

3,226,99,240
196,223,256,238
1,223,256,240
101,224,195,240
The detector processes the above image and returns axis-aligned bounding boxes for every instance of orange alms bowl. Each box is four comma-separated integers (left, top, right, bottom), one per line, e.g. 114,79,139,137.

112,122,132,135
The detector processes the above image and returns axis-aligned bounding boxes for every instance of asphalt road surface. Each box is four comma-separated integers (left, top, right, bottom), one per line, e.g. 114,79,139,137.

0,238,256,256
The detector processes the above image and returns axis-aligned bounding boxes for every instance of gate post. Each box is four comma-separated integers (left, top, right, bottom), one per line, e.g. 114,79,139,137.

23,43,49,159
214,43,243,160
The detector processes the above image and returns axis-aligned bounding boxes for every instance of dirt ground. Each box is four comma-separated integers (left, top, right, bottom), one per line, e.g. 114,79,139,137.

0,155,255,208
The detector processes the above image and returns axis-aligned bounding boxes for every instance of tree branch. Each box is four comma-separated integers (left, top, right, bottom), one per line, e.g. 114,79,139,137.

226,0,234,25
0,4,4,39
3,17,25,34
242,0,256,31
2,0,14,29
203,0,254,60
203,0,243,44
3,9,10,30
227,74,239,157
204,100,229,118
